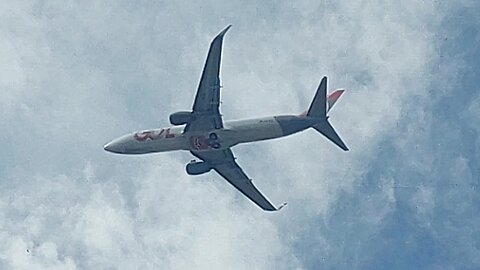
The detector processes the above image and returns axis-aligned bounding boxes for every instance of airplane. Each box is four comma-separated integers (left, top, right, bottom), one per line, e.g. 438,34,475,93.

104,25,348,211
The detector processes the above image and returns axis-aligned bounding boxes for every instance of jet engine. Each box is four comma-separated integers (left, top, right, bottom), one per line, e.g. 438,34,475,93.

170,111,193,125
186,161,212,175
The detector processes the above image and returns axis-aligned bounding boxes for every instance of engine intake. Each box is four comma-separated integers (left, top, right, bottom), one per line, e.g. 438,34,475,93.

170,111,193,125
186,161,212,175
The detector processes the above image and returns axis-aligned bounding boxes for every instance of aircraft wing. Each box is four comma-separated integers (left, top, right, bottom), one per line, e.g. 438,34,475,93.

184,25,231,133
191,149,284,211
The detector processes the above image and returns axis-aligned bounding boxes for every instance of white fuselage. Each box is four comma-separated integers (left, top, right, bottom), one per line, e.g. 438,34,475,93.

103,115,311,155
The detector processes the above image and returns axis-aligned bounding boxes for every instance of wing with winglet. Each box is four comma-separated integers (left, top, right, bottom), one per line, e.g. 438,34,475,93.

191,148,286,211
184,25,232,133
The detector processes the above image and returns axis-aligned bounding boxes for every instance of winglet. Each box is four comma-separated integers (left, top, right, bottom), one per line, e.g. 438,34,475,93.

276,202,287,211
215,25,232,39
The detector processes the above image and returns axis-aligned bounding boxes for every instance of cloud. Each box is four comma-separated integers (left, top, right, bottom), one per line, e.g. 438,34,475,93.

1,1,479,269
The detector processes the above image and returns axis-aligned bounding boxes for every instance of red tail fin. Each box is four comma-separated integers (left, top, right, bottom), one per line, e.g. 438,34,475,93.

300,88,345,117
327,89,344,112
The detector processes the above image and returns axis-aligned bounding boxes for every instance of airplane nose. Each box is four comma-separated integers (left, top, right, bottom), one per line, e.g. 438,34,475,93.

103,141,125,154
103,142,113,152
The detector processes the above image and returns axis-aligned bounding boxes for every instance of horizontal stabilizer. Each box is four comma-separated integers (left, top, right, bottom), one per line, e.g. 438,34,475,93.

313,120,349,151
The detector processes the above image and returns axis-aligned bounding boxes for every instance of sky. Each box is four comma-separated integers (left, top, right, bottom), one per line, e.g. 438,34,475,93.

0,1,479,269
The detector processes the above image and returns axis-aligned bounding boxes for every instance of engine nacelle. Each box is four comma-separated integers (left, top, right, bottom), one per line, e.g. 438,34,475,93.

186,161,212,175
169,111,193,125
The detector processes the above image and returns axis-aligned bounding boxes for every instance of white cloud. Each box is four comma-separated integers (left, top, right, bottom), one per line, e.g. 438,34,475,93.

2,0,478,269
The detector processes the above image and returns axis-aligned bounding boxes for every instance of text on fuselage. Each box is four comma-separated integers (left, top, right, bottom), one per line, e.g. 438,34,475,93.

134,128,175,142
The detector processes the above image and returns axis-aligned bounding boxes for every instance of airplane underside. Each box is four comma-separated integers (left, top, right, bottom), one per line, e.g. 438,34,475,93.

105,115,318,155
104,25,348,211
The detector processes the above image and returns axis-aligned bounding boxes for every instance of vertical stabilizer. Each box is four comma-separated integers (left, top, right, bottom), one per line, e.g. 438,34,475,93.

307,76,349,151
307,76,327,118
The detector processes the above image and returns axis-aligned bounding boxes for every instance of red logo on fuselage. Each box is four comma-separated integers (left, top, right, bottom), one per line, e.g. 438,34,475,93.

134,128,175,142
